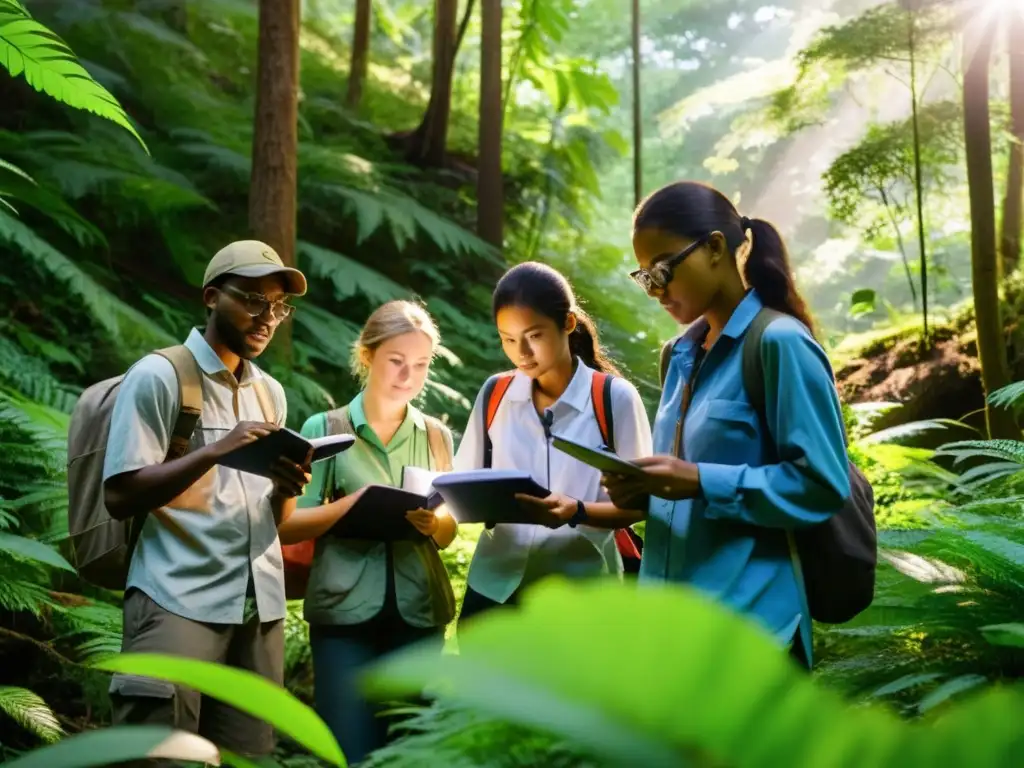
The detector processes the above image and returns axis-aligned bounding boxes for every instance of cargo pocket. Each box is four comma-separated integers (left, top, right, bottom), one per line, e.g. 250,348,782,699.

109,673,187,729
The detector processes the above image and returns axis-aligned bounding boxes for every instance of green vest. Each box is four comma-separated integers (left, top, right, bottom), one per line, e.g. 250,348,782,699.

299,394,456,628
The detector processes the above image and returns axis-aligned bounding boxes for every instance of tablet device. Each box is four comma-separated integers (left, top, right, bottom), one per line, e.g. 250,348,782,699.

550,435,645,477
431,470,551,525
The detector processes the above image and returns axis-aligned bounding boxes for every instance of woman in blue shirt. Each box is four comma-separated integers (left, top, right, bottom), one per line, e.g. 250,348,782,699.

567,180,850,667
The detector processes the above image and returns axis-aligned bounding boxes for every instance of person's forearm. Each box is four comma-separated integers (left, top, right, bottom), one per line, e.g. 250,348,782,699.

104,445,221,521
277,495,359,544
432,510,457,549
582,501,647,529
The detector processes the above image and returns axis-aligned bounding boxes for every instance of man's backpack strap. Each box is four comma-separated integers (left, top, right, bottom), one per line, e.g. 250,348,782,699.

424,416,454,472
481,373,515,469
153,345,203,461
590,372,616,452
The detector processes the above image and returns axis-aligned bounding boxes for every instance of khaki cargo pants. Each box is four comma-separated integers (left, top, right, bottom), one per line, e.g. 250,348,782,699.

109,588,284,758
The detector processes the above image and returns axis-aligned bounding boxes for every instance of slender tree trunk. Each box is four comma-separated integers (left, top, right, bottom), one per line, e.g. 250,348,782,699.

908,9,929,348
477,0,503,248
408,0,458,167
1000,13,1024,277
962,19,1017,438
878,187,917,308
345,0,372,111
632,0,642,207
250,0,300,361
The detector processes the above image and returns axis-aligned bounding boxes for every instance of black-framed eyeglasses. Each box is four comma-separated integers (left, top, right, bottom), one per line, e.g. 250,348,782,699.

222,285,296,322
629,236,708,295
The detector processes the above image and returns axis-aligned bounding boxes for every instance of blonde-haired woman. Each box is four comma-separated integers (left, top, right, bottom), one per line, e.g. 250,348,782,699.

277,300,457,762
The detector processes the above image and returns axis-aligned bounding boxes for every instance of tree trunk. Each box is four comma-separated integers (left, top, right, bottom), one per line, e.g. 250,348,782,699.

632,0,642,207
408,0,458,167
477,0,503,248
345,0,371,111
962,19,1017,438
1000,12,1024,278
249,0,301,361
908,8,928,348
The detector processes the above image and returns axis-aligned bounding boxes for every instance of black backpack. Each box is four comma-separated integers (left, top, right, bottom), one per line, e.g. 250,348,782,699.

659,308,877,624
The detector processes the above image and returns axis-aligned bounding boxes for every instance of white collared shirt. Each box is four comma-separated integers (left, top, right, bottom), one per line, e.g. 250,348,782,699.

102,328,288,624
454,359,653,603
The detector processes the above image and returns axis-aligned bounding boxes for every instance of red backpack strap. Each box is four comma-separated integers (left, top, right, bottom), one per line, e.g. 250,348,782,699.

482,373,515,469
590,372,616,452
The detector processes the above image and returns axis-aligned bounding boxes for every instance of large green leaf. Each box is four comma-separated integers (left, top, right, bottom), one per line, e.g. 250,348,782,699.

95,654,345,766
0,531,74,572
365,579,1024,767
0,1,147,151
298,241,408,305
980,623,1024,648
3,726,220,768
0,686,63,744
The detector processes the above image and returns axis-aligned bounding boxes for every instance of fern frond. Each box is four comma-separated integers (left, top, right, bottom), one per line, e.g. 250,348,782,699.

293,303,363,361
0,334,81,412
0,1,147,150
859,419,963,446
0,531,74,573
298,241,409,304
987,382,1024,414
936,440,1024,466
0,686,63,744
0,210,176,355
0,155,34,182
0,573,56,615
303,183,500,259
0,168,106,246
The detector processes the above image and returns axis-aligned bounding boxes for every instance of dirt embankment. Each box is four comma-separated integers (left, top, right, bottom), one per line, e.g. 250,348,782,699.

836,321,1022,433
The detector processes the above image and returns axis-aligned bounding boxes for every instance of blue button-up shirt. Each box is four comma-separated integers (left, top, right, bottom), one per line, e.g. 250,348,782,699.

641,291,849,663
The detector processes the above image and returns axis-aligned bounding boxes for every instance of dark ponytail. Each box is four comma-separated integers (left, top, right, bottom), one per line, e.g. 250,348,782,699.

493,262,622,376
634,181,816,337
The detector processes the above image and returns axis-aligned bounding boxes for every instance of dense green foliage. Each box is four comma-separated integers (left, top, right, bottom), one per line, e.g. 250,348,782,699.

3,0,1024,766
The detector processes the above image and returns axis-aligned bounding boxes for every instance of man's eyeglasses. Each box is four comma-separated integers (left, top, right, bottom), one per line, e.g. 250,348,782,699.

629,236,708,295
222,285,295,322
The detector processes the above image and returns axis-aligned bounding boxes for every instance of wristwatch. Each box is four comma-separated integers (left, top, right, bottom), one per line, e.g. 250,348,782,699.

568,499,588,528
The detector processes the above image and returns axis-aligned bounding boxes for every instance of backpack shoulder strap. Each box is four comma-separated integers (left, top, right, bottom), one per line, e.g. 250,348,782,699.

481,372,515,469
740,308,787,432
659,335,680,388
153,345,203,461
590,372,616,452
424,416,454,472
325,405,354,437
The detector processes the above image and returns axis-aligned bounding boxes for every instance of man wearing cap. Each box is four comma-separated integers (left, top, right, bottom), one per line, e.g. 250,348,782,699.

102,240,309,758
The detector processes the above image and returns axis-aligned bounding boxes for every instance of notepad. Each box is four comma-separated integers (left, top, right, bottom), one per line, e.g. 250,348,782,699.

330,484,441,542
550,434,645,477
431,470,551,526
218,430,355,479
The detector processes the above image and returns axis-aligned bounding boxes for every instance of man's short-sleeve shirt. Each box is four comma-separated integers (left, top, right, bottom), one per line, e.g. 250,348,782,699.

102,328,288,624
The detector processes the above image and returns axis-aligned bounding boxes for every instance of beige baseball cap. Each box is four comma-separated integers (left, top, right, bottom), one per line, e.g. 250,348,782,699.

203,240,308,296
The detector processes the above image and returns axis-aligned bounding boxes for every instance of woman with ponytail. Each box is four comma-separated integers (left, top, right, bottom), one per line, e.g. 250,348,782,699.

453,261,652,624
577,181,850,668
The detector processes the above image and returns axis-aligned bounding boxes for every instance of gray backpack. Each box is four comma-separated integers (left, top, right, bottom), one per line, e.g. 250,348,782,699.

66,346,204,590
659,308,876,624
